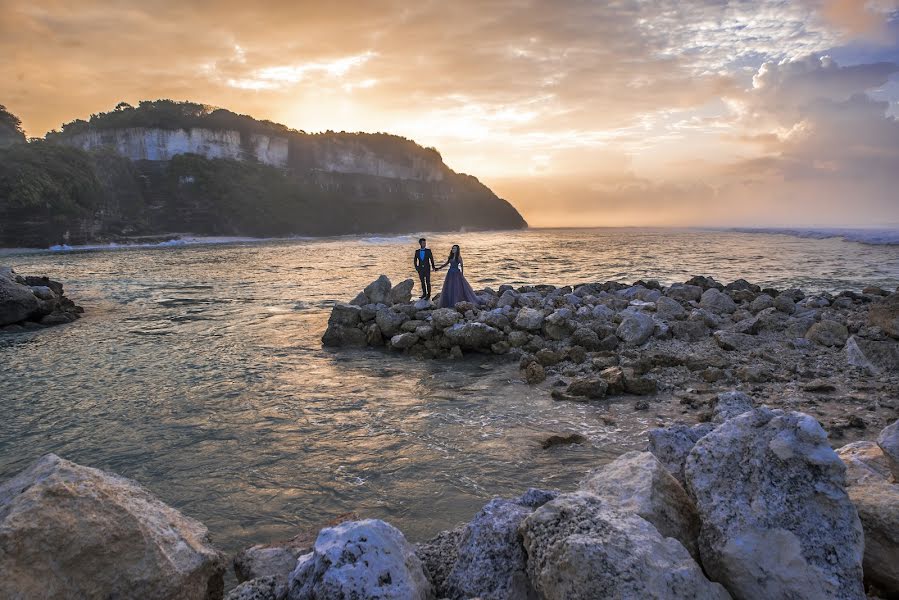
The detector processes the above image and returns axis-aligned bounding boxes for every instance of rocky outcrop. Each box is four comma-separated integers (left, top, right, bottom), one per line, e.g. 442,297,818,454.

287,519,432,600
0,454,225,600
868,293,899,338
685,408,865,600
0,267,83,331
519,492,730,599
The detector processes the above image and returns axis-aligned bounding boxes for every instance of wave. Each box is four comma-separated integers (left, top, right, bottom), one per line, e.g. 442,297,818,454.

728,227,899,246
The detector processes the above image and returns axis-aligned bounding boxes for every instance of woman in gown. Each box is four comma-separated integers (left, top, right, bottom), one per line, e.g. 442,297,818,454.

437,245,480,308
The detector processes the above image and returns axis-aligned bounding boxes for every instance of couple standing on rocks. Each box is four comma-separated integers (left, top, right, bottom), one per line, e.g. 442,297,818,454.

414,238,479,308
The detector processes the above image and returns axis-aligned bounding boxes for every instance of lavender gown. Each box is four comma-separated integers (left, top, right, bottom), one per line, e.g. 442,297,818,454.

439,258,480,307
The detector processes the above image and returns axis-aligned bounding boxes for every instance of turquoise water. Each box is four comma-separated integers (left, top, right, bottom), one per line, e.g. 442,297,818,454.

1,228,897,555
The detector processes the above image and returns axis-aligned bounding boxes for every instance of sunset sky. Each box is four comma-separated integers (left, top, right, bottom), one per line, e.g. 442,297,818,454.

3,0,899,227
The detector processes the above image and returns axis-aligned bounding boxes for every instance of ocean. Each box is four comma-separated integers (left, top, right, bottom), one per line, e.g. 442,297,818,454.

1,227,898,556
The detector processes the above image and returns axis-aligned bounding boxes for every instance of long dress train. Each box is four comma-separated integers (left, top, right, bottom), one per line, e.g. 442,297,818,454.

439,259,480,307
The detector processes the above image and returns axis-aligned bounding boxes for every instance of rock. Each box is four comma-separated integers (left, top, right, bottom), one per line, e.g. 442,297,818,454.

321,323,367,347
878,420,899,480
805,319,849,347
773,293,796,314
542,309,574,340
566,377,608,399
845,335,899,374
415,528,463,595
713,330,757,351
540,432,586,449
365,323,384,346
580,451,701,560
750,294,774,313
519,492,730,600
868,293,899,338
666,283,703,302
363,275,392,304
570,327,599,350
375,309,408,337
735,365,773,383
0,270,39,326
226,577,279,600
390,332,419,350
449,345,463,359
713,390,753,423
599,366,625,395
431,307,462,329
491,340,510,354
566,345,586,363
0,454,225,600
685,409,865,600
288,519,432,600
444,322,503,350
616,312,654,345
622,368,657,395
514,307,544,330
523,362,546,384
655,296,686,320
534,348,563,366
671,320,709,341
387,279,414,304
328,303,362,327
700,288,737,314
836,441,899,596
802,379,836,392
647,423,716,486
349,291,369,306
597,333,619,350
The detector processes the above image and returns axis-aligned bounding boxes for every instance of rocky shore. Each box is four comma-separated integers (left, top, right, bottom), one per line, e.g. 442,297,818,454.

0,267,83,332
1,408,897,599
323,274,899,436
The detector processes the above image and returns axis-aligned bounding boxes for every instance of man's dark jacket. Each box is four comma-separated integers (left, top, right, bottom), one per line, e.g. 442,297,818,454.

414,248,437,273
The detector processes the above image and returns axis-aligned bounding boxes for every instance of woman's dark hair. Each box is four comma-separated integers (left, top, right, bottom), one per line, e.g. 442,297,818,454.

448,245,461,262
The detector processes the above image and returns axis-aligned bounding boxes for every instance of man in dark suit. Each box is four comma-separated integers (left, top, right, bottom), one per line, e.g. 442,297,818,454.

414,238,438,299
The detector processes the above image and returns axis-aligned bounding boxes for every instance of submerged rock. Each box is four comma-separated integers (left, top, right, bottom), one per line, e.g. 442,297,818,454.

685,409,864,600
288,519,432,600
0,454,225,600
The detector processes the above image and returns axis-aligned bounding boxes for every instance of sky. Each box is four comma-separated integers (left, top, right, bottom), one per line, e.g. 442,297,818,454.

2,0,899,227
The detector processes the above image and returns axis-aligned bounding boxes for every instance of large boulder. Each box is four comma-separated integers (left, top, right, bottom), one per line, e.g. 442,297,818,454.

666,284,703,302
321,323,367,347
375,309,408,337
647,423,715,486
519,492,730,600
700,288,737,314
845,335,899,374
655,296,686,320
388,279,415,304
713,390,754,423
444,322,503,351
363,275,392,304
0,269,39,326
805,319,849,347
288,519,432,600
579,451,701,560
685,409,865,600
877,420,899,479
327,304,362,327
430,308,462,329
0,454,225,600
616,312,654,345
868,293,899,338
514,307,544,331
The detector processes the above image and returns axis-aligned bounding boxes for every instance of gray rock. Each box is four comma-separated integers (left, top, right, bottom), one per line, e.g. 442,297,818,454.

570,327,599,350
514,307,544,330
655,296,686,320
773,294,796,314
416,528,464,596
349,291,369,306
845,335,899,374
877,420,899,480
666,284,703,302
713,391,754,423
431,308,462,329
713,330,758,351
508,330,529,347
671,320,709,341
685,409,865,600
519,492,730,600
0,454,225,600
376,309,408,337
647,423,716,486
288,519,432,600
363,275,392,304
580,451,701,560
836,441,895,485
365,323,384,346
868,293,899,338
616,311,655,345
0,270,39,326
391,332,419,350
523,362,546,384
226,577,280,600
444,322,503,350
805,319,849,347
566,377,608,399
388,279,415,304
700,288,737,314
328,304,362,327
321,323,367,347
749,294,774,313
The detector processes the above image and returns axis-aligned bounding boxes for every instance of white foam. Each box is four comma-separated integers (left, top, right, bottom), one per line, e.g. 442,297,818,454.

729,227,899,246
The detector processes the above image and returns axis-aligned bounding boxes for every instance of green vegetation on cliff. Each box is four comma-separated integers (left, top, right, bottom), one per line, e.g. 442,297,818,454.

0,104,26,147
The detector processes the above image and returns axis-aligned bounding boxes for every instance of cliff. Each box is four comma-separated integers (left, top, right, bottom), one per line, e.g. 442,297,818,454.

0,100,526,247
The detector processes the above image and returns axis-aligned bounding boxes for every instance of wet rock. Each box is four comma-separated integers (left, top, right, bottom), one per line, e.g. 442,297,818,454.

805,319,849,347
868,293,899,338
375,309,408,337
700,288,737,314
288,519,432,600
566,377,608,399
713,390,754,423
580,451,701,560
622,368,657,395
0,269,40,326
363,275,392,304
514,307,544,330
648,423,716,486
878,420,899,480
519,492,729,600
616,312,654,345
845,335,899,374
431,307,462,329
444,322,503,351
685,409,865,600
655,296,686,320
598,366,625,395
0,454,225,600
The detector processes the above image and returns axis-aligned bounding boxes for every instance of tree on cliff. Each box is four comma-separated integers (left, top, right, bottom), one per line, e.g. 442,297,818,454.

0,104,26,147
